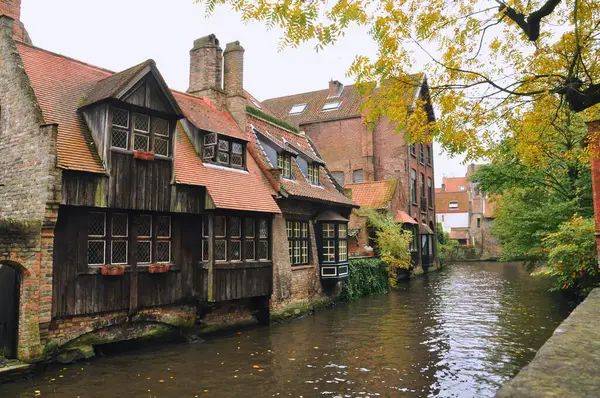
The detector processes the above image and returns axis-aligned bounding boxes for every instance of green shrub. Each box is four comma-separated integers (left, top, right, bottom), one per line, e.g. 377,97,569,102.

533,215,599,297
340,258,389,301
246,106,298,133
356,208,412,286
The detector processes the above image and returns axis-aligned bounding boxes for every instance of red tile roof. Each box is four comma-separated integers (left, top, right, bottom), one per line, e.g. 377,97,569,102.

262,77,422,126
173,91,248,141
15,42,279,213
174,124,279,213
345,180,396,209
450,228,468,240
436,191,469,213
248,113,356,207
441,176,469,193
16,42,110,173
396,210,417,224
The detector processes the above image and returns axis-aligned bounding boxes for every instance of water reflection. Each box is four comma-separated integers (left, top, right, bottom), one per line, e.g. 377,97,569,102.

0,262,571,397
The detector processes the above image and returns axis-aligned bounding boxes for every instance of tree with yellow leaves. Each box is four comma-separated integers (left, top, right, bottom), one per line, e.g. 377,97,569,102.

198,0,600,159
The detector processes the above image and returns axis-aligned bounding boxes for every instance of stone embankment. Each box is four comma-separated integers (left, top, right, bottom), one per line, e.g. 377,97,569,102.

497,288,600,397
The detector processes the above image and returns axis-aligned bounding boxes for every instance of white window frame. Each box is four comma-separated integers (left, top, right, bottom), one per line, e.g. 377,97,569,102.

322,101,342,112
289,103,307,115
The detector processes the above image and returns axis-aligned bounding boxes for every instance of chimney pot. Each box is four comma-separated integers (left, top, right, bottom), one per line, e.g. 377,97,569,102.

223,40,246,129
0,0,31,43
328,80,343,98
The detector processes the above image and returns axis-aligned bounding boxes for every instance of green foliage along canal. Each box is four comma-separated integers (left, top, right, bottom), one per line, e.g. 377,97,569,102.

1,262,572,397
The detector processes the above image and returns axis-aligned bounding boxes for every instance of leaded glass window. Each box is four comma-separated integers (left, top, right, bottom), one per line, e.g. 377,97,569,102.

286,220,310,266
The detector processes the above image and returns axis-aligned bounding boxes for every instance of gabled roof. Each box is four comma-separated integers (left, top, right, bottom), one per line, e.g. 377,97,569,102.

82,59,183,117
16,41,110,173
345,180,397,209
247,111,356,208
174,124,279,214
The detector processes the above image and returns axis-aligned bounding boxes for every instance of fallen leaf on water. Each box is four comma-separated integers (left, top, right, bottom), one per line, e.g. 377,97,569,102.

159,380,165,383
314,347,319,349
170,376,174,379
204,389,209,393
252,365,261,369
258,369,264,373
288,358,296,361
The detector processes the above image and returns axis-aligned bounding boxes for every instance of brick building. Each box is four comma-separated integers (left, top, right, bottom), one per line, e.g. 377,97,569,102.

435,168,501,258
262,80,437,268
0,1,355,363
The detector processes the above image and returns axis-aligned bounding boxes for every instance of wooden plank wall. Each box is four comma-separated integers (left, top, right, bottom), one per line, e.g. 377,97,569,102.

213,265,272,302
52,206,208,318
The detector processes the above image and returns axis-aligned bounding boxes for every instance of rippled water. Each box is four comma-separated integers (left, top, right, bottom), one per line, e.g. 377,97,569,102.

1,262,572,397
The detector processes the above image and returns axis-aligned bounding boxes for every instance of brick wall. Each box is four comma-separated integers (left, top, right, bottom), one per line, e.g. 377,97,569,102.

0,1,31,44
0,19,60,361
302,117,375,185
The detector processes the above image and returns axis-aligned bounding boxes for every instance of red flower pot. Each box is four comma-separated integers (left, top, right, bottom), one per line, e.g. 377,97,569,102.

134,151,155,161
367,251,375,257
148,264,170,274
100,265,125,276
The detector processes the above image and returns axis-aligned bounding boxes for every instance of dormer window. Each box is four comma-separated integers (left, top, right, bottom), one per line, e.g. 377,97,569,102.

307,163,320,185
277,153,292,179
322,101,341,112
110,107,172,157
289,104,307,115
203,132,245,169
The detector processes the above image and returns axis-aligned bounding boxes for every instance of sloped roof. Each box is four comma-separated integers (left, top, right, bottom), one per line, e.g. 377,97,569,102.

174,124,279,213
396,210,417,224
436,191,469,213
82,60,152,107
16,42,110,173
173,91,248,141
262,77,422,125
262,84,364,125
345,180,396,209
450,228,468,240
441,176,469,193
248,113,356,207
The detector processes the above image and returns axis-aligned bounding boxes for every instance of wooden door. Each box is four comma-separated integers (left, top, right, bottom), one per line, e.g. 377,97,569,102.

0,264,19,359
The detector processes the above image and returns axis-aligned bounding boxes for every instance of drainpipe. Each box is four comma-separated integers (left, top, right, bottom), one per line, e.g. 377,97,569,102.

586,120,600,264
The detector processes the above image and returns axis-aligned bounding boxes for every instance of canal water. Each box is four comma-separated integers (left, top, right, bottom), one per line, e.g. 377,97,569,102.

1,262,572,397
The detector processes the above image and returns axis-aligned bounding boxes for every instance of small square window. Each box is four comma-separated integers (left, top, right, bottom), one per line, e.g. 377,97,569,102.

215,239,227,262
289,103,307,115
218,139,230,152
230,240,242,261
203,146,215,160
231,154,243,167
138,215,152,238
88,213,106,237
137,241,152,264
112,108,129,128
134,113,150,132
155,137,169,157
204,133,217,146
217,151,230,164
111,240,128,264
215,216,226,237
232,142,243,154
245,218,255,238
156,216,171,238
134,133,150,152
230,217,241,238
154,118,170,137
111,128,129,149
111,214,128,237
87,241,105,266
259,220,269,239
245,240,255,260
156,241,171,263
323,223,335,238
322,101,341,112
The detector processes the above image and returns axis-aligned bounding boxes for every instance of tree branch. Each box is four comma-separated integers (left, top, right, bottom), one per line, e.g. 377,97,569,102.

497,0,562,41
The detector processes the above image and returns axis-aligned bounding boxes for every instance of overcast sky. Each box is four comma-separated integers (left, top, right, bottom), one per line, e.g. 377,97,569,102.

21,0,468,184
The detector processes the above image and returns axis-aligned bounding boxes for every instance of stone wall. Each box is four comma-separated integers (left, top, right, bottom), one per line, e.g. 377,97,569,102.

0,17,60,361
497,288,600,397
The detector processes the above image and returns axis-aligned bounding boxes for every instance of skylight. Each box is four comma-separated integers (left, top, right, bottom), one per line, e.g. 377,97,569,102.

322,101,341,112
252,100,262,109
289,103,307,115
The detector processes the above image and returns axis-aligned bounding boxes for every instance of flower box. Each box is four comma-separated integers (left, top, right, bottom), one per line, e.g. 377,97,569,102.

367,251,375,257
134,151,155,161
148,264,170,274
100,265,126,276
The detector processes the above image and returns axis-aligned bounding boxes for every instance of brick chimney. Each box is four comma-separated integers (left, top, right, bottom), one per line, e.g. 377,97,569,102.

223,41,247,129
188,34,225,107
328,80,343,98
0,0,31,43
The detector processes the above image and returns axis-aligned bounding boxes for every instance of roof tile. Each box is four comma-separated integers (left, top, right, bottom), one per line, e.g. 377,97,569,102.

345,180,397,209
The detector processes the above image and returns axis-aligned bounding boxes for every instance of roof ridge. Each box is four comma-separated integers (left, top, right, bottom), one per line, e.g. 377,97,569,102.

262,85,355,103
15,40,115,75
346,179,394,186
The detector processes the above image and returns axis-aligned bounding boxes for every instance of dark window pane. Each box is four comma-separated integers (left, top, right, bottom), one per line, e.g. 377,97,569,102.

154,118,169,137
111,240,128,264
134,113,150,132
353,169,363,183
88,213,106,237
215,239,227,261
111,128,128,149
156,216,171,238
155,137,169,157
137,241,152,264
259,220,268,239
111,214,128,237
215,216,226,237
230,240,242,261
138,215,152,238
156,241,171,263
87,241,105,265
258,240,269,260
230,217,241,237
245,240,255,261
134,133,149,152
245,218,255,238
112,108,129,128
202,238,209,262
